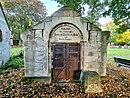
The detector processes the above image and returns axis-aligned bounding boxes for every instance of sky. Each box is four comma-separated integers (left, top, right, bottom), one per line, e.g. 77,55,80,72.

42,0,112,25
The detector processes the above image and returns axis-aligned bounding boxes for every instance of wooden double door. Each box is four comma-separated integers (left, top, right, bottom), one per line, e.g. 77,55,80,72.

52,43,81,81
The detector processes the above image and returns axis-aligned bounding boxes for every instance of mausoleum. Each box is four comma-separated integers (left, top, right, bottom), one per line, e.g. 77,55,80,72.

21,7,110,82
0,3,11,66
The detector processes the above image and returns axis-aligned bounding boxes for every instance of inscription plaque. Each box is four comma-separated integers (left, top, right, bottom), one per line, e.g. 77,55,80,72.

51,24,81,42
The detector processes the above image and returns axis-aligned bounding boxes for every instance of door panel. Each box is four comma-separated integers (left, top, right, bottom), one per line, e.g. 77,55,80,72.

52,43,81,81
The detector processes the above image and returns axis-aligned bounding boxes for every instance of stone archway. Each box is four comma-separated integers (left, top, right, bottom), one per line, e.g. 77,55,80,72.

49,23,83,81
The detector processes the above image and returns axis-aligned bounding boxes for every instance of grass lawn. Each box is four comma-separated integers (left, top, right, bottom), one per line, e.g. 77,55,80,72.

10,47,24,57
10,47,130,61
107,47,130,61
11,47,23,52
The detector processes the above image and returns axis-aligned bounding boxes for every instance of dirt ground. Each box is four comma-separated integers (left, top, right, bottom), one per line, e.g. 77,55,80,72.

0,61,130,98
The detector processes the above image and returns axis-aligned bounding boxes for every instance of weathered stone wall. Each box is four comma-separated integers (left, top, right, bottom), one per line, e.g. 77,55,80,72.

22,30,50,77
98,31,110,76
0,5,11,66
21,7,110,82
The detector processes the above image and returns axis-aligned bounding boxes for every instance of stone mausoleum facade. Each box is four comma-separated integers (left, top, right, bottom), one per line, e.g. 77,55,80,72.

0,3,11,66
21,7,110,82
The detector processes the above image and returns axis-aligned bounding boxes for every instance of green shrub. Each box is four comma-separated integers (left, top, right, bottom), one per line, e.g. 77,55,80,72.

0,51,24,70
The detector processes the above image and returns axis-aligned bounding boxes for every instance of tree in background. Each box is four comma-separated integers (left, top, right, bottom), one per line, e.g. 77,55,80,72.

0,0,47,40
116,30,130,45
53,0,130,33
102,21,118,45
103,21,130,45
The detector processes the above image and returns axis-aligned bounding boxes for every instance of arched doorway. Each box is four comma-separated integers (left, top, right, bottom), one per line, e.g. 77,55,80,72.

49,23,83,81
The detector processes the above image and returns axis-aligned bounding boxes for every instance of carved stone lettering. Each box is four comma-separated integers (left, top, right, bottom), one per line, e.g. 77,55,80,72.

51,24,81,42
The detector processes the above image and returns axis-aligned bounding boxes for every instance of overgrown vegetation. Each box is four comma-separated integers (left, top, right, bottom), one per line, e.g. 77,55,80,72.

0,50,24,71
10,47,23,57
